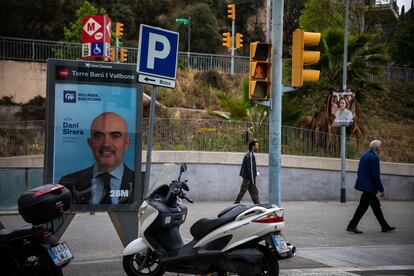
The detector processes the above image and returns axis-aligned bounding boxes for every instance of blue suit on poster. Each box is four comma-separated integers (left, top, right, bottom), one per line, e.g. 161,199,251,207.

53,83,137,205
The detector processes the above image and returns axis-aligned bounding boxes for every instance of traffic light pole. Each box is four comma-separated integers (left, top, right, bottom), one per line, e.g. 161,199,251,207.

340,0,350,203
268,0,284,207
188,16,191,68
231,18,235,75
116,36,119,62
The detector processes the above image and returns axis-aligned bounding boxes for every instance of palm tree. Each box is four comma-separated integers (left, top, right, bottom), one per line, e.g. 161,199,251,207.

209,77,303,146
304,29,387,137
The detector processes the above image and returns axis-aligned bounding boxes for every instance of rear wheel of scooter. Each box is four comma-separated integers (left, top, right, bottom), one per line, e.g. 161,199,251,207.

20,246,63,276
123,250,164,276
258,244,279,276
216,245,279,276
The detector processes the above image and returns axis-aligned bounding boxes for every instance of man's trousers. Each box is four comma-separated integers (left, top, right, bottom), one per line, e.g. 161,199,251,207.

348,191,389,228
234,178,259,204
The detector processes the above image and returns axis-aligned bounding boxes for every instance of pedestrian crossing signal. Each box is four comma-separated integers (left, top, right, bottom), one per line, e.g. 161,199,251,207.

249,42,272,101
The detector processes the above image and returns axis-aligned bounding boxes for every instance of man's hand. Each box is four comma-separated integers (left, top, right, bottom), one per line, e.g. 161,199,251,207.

379,192,385,198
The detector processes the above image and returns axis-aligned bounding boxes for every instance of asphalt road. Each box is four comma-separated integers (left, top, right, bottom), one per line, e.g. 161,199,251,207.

2,200,414,275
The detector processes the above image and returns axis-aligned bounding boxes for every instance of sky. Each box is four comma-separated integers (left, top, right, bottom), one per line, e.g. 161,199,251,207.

397,0,412,12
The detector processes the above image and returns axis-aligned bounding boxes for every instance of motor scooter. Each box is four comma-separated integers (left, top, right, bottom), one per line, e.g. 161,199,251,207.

123,164,294,276
0,184,73,276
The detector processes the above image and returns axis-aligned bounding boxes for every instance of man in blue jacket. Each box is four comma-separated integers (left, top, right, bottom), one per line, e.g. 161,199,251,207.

346,140,395,234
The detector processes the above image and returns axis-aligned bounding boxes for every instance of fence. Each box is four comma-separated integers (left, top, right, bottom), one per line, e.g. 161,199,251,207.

0,36,249,75
0,119,371,161
1,36,413,81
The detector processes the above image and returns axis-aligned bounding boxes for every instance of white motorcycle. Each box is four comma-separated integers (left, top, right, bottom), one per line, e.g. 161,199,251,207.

122,164,293,276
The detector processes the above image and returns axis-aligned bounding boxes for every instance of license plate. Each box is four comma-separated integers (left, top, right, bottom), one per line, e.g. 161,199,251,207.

272,234,289,254
48,242,74,267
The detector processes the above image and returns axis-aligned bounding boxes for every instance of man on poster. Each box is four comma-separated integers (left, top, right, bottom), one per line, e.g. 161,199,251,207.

59,112,134,204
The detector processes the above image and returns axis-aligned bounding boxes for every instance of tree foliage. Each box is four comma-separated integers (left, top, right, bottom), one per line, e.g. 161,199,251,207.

390,10,414,67
176,3,221,53
0,0,82,40
211,78,302,127
63,1,108,43
300,29,387,136
299,0,366,34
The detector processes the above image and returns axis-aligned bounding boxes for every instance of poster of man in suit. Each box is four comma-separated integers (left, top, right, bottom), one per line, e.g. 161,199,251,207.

45,59,138,209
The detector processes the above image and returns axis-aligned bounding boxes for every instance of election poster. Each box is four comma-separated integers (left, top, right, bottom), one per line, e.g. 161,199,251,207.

330,89,356,127
45,59,139,210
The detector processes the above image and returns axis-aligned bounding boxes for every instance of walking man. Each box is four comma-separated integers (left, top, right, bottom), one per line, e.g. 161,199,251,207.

346,140,395,234
234,139,260,204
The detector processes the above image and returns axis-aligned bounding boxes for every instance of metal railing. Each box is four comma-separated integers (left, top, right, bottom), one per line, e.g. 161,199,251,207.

0,119,369,160
0,36,249,75
1,36,413,81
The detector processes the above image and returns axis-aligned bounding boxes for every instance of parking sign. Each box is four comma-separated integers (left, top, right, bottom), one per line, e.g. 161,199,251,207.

137,24,179,89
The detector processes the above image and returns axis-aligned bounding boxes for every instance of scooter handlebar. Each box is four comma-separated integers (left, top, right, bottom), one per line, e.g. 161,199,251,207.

180,193,193,203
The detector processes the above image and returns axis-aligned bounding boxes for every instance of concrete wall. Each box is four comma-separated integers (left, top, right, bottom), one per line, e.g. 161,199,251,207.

1,151,413,201
0,60,46,103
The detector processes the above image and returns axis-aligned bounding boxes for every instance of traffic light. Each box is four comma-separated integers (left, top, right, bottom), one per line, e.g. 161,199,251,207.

227,4,236,20
249,42,272,101
115,22,124,37
291,29,321,87
236,33,243,49
120,48,127,63
222,32,231,49
110,47,116,62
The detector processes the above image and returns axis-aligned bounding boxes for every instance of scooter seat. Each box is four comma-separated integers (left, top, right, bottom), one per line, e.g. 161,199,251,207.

0,224,34,244
190,204,248,240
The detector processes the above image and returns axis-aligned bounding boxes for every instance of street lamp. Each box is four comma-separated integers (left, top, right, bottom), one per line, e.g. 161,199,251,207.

176,17,191,67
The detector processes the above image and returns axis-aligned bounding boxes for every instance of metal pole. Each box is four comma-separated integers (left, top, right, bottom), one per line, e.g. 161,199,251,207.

269,0,284,206
231,18,235,75
144,86,157,196
188,16,191,68
135,83,144,203
116,37,119,62
266,0,271,42
340,0,350,203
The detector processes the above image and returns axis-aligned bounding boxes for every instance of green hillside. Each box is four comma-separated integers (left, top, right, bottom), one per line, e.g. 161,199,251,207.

149,69,414,163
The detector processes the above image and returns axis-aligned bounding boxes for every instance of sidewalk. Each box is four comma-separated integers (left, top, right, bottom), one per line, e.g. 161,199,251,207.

1,200,414,273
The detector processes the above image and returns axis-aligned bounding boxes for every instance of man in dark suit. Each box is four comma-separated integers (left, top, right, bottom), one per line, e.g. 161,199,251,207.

234,139,260,204
59,112,134,204
346,140,395,233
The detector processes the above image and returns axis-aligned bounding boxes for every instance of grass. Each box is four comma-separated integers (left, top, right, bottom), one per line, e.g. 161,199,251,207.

358,82,414,162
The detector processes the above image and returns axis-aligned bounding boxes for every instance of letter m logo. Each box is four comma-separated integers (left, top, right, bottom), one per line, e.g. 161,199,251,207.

83,17,101,37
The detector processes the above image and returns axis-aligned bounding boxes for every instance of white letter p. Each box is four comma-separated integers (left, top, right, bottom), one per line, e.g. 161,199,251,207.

147,33,170,69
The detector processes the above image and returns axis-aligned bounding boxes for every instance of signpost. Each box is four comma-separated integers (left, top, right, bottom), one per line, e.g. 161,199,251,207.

136,24,179,194
81,16,111,60
137,24,179,89
176,17,191,67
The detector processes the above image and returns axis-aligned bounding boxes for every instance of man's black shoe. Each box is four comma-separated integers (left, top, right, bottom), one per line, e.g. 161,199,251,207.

346,226,363,234
382,226,396,232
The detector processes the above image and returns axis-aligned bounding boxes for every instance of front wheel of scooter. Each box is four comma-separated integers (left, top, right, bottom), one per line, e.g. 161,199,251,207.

123,250,165,276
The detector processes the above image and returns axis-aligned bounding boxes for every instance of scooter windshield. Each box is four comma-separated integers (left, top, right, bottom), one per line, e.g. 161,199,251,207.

145,163,181,198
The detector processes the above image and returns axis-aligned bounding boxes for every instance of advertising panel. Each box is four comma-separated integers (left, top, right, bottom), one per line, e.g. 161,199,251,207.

330,89,355,127
45,59,139,211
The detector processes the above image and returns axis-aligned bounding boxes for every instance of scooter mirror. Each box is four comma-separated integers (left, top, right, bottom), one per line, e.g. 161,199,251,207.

181,182,189,191
180,163,187,173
